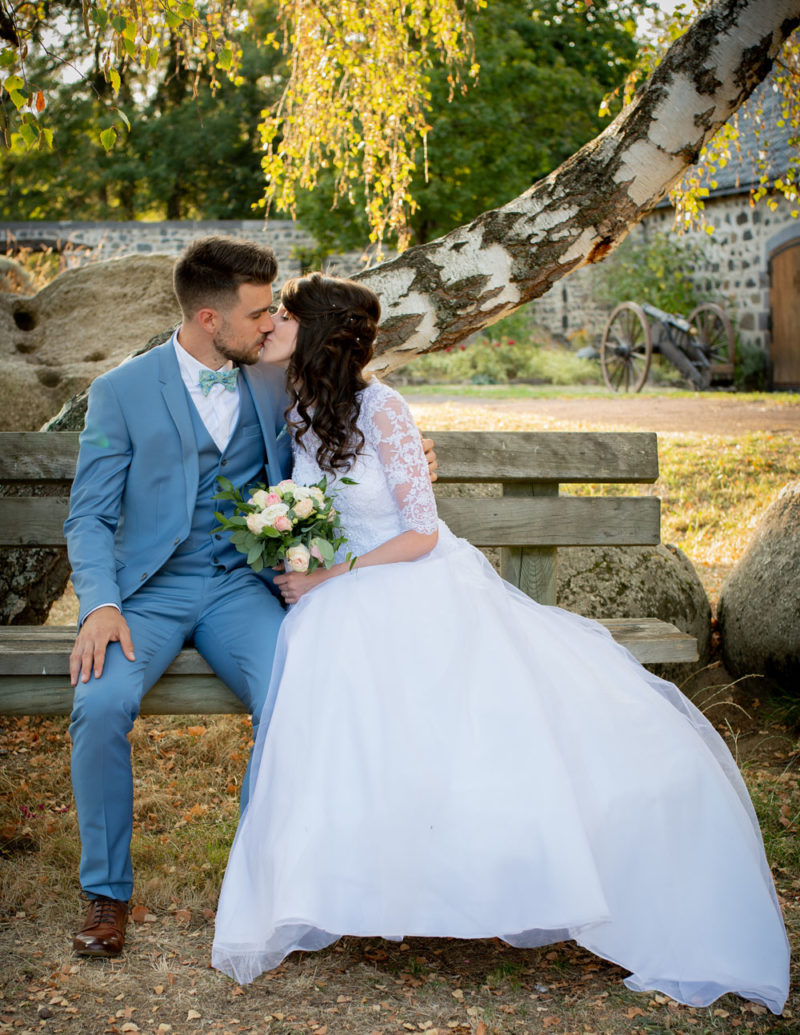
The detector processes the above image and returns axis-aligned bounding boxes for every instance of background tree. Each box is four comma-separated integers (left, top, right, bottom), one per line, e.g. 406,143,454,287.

0,0,481,245
295,0,652,254
0,1,281,220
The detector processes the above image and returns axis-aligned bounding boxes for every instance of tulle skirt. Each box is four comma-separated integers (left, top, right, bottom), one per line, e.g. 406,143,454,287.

212,524,789,1012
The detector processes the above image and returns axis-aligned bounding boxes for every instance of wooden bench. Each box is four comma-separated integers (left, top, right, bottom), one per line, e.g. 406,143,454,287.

0,430,697,716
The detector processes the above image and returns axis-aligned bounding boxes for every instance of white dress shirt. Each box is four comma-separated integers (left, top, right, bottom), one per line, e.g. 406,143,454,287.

173,331,240,451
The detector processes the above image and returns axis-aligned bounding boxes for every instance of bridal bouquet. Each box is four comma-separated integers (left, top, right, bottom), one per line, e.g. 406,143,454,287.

213,475,354,574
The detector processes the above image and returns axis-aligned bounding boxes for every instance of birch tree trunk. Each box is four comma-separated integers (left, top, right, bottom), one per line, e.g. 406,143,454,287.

361,0,800,375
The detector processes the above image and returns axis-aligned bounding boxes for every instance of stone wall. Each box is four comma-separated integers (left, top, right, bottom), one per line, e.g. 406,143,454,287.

0,219,365,282
531,192,800,355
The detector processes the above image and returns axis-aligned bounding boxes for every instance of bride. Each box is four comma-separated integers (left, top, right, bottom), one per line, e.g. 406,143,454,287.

211,273,789,1013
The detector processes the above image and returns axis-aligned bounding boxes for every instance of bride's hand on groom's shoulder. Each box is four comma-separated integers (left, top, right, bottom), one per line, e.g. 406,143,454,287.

421,436,438,483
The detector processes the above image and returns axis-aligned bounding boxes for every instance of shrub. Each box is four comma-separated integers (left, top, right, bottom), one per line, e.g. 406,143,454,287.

400,337,601,386
595,231,707,316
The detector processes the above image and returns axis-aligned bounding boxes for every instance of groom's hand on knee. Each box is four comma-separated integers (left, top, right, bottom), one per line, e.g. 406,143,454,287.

70,607,136,686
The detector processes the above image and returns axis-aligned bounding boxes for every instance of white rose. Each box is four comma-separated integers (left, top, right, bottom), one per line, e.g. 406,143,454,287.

246,511,269,534
293,497,314,520
286,544,311,572
291,485,313,500
249,489,272,508
261,502,290,524
308,486,325,505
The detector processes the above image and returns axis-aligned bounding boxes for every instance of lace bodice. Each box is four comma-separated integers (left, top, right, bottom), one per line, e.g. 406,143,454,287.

290,380,438,558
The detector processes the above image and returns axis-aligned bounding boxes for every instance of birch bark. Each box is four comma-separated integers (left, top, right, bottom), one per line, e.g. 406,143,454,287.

359,0,800,374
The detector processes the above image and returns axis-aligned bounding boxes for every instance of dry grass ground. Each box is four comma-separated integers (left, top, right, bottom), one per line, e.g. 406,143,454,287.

2,390,799,1035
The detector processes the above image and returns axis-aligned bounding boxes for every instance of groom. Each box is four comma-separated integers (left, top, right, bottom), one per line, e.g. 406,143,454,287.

65,237,296,957
66,235,438,957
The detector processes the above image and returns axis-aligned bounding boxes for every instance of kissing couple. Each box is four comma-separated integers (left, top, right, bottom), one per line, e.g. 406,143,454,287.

65,237,789,1014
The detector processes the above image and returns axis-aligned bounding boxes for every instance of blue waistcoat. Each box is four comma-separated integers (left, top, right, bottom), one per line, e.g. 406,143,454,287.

160,377,267,576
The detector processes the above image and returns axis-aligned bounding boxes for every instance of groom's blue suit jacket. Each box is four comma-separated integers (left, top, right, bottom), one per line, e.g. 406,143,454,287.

64,341,289,626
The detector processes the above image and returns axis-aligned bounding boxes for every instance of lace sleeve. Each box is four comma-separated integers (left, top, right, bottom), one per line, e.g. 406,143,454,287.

365,384,439,535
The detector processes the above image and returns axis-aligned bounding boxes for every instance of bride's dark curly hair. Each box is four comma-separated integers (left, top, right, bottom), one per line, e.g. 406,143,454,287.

280,272,381,473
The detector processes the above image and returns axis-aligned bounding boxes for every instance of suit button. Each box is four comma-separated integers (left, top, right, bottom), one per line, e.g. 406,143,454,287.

214,534,221,540
140,573,148,581
220,459,228,466
174,536,180,545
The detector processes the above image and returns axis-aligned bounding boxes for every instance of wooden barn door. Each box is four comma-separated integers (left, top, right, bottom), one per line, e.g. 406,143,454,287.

770,240,800,388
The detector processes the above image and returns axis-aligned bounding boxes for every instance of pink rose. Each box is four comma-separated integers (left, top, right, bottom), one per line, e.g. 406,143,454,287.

264,492,281,506
310,543,324,563
273,514,292,533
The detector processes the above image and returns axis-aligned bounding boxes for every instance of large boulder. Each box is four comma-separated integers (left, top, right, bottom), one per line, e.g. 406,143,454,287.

718,482,800,693
0,254,179,430
556,543,712,684
0,327,174,625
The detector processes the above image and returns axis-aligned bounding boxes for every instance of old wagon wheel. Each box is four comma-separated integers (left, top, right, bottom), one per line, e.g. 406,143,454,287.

600,303,653,392
689,303,736,383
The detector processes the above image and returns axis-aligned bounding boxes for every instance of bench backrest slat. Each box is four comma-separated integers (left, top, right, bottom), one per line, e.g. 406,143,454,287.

0,432,80,479
0,430,659,484
0,495,661,548
424,431,659,483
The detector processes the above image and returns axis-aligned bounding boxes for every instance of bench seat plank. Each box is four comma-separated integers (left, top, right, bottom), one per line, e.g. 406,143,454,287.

0,617,699,715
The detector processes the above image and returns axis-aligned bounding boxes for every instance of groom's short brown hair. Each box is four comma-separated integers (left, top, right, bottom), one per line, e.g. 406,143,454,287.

174,237,278,317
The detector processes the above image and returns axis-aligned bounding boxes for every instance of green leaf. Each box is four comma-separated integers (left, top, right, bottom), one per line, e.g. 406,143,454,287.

218,47,233,71
91,8,108,28
100,126,117,151
246,543,263,565
19,120,37,148
0,50,17,68
339,476,358,484
3,75,24,93
250,555,264,573
9,90,26,111
108,68,121,94
216,476,234,493
165,11,182,28
312,537,334,562
111,14,127,33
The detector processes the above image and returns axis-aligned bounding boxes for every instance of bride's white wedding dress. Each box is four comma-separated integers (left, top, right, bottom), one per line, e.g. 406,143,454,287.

212,380,789,1011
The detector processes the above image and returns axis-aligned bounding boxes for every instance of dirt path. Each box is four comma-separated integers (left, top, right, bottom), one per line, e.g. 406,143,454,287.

403,390,800,434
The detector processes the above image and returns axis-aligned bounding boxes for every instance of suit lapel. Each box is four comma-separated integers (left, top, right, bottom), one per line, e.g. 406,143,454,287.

158,342,199,524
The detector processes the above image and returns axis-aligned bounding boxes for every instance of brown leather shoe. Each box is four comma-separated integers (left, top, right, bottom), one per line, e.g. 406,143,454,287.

73,896,128,957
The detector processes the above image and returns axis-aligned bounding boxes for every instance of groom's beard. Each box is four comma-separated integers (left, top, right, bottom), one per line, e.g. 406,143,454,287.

213,332,265,366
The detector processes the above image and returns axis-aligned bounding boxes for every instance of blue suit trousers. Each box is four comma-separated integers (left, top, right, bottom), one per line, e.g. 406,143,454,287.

69,566,285,901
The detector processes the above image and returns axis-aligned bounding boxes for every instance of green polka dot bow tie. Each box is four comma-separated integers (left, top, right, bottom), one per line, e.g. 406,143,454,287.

199,368,239,396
